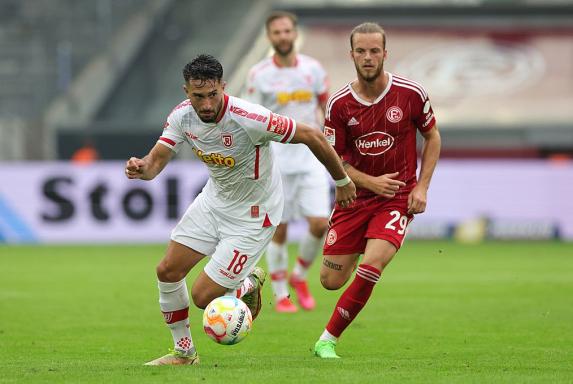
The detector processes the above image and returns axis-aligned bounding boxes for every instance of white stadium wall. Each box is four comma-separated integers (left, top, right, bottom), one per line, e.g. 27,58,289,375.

0,160,571,243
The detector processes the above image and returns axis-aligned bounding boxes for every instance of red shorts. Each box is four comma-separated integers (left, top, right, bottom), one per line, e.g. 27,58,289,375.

323,196,414,255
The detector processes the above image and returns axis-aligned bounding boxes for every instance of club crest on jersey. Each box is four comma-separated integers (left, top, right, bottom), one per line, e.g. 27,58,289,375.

326,229,337,246
386,106,403,123
221,133,234,148
355,131,394,156
324,127,335,146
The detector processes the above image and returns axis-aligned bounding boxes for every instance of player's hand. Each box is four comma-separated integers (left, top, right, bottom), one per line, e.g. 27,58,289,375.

335,180,357,208
407,184,427,214
369,172,406,198
125,157,146,179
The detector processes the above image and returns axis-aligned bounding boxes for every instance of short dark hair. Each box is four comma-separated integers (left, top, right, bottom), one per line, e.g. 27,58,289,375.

182,54,223,83
265,10,297,31
350,22,386,49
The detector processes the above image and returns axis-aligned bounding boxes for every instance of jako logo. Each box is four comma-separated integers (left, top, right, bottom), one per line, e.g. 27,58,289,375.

230,105,268,123
337,307,350,320
355,132,394,155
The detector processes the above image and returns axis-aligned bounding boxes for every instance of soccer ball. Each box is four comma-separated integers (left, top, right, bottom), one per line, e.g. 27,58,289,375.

203,296,252,345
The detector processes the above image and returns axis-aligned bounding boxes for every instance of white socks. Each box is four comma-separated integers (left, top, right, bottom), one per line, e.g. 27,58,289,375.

226,275,255,299
158,279,195,354
319,329,338,343
266,241,289,300
292,232,323,280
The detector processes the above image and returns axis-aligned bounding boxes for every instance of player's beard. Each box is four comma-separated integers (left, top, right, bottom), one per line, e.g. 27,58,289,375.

273,40,294,57
197,102,221,123
355,61,384,83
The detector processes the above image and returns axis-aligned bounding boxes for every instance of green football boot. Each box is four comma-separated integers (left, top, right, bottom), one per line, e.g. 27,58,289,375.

314,340,341,359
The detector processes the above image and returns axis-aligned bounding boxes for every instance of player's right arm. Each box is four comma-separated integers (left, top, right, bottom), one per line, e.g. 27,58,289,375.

324,89,405,199
126,100,186,180
125,142,174,181
342,163,405,199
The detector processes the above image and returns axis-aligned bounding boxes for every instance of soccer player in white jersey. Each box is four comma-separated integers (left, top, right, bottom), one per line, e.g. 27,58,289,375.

244,11,330,313
125,54,356,365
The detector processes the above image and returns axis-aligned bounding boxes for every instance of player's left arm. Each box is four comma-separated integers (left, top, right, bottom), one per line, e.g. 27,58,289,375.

290,122,356,208
408,125,441,214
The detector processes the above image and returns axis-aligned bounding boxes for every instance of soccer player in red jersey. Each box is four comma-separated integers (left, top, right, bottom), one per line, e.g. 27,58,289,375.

314,22,441,358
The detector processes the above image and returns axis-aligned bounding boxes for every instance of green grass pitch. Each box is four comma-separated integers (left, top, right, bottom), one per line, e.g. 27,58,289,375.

1,241,572,383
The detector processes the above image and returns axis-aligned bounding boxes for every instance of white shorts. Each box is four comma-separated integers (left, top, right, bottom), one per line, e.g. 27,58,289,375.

171,193,276,289
280,168,331,223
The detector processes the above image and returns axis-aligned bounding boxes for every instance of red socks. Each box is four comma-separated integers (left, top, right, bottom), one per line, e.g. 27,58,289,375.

326,264,381,338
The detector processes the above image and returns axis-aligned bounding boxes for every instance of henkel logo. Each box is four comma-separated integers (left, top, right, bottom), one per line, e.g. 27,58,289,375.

355,132,394,155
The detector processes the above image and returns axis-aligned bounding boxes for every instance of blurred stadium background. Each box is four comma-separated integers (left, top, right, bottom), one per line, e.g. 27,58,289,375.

1,0,572,244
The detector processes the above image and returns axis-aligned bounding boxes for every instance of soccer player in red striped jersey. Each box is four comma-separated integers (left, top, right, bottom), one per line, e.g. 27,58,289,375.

314,23,441,358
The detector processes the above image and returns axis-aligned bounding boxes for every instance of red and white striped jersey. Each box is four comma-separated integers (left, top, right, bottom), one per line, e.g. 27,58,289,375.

244,54,328,174
158,94,296,226
325,73,436,200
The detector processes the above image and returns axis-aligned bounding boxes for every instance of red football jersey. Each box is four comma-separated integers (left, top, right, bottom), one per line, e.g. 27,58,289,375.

324,73,436,200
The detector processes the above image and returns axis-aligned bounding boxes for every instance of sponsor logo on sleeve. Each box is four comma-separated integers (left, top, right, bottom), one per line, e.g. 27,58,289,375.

386,106,403,123
267,113,290,135
355,131,394,155
324,126,335,146
423,100,431,114
230,105,268,123
423,112,435,128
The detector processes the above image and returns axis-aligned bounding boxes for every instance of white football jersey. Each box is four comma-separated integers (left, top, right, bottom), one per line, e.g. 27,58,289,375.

158,94,296,226
244,54,328,174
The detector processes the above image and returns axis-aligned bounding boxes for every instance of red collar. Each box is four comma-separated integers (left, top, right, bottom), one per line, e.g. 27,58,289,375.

215,94,229,123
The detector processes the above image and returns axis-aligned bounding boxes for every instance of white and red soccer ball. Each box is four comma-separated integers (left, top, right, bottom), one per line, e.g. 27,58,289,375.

202,296,252,345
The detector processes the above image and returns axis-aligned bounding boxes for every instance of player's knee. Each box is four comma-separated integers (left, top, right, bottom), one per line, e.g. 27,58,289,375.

308,219,329,238
190,288,211,309
319,272,346,290
156,261,185,283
